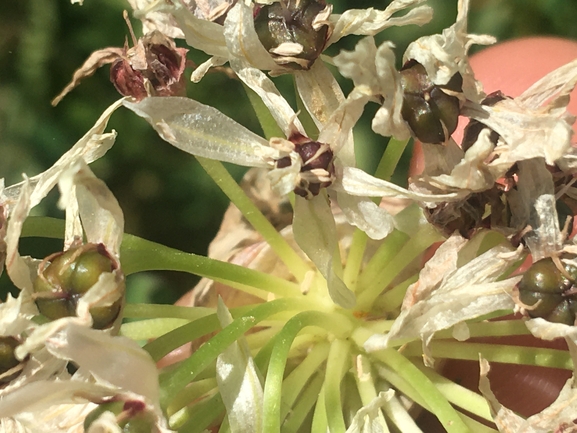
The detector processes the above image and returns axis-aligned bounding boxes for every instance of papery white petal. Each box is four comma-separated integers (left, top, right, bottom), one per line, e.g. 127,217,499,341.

328,0,433,46
231,62,306,138
526,318,577,342
518,58,577,110
224,2,278,71
294,61,345,129
318,87,371,159
268,155,301,197
365,238,522,359
335,166,467,202
508,160,560,260
403,0,494,101
170,2,229,57
5,180,35,293
463,100,573,167
0,380,113,419
418,140,465,178
123,97,281,167
333,38,409,140
127,0,185,38
293,195,355,308
190,55,227,82
335,192,394,240
216,298,263,433
58,162,125,257
3,99,123,213
424,128,495,191
345,391,395,433
371,39,409,140
45,325,159,404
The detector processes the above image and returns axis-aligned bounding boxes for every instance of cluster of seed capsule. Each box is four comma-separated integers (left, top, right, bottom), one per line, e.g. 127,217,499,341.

517,257,577,326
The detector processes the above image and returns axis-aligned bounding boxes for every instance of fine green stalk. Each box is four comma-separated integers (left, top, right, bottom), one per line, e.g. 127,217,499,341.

120,317,190,340
21,216,65,239
195,156,311,283
280,341,331,418
120,233,302,298
404,341,572,370
168,378,218,421
161,298,310,413
262,311,353,432
372,348,471,433
282,372,325,433
353,355,389,433
311,383,328,433
324,339,351,433
357,229,409,292
172,392,224,433
143,314,219,362
414,362,492,421
343,229,369,291
122,303,214,320
374,274,418,313
373,137,411,182
357,224,442,311
244,83,285,140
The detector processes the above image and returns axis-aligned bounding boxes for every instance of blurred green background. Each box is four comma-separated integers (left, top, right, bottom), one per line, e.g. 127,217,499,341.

1,0,576,304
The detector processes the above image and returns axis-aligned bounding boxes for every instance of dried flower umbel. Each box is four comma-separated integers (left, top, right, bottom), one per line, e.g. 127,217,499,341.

6,0,577,432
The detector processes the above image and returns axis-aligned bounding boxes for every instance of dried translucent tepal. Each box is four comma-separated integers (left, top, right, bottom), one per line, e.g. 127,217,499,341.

122,92,461,308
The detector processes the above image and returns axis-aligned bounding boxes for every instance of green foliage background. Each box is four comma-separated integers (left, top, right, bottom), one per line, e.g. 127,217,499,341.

1,0,576,303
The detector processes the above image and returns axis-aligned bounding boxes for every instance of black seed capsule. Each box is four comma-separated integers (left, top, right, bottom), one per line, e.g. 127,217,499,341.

33,243,123,329
400,60,462,144
518,257,577,325
254,0,330,70
274,139,335,199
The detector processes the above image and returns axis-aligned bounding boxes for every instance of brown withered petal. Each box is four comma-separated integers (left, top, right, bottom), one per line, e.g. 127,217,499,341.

51,48,124,106
110,58,148,100
116,31,188,100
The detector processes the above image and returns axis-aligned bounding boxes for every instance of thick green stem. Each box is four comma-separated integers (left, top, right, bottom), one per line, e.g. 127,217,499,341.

195,157,310,283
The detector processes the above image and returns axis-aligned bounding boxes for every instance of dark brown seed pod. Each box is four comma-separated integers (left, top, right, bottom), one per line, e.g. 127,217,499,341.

33,243,123,329
254,0,331,70
274,137,335,199
400,60,462,144
517,257,577,325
